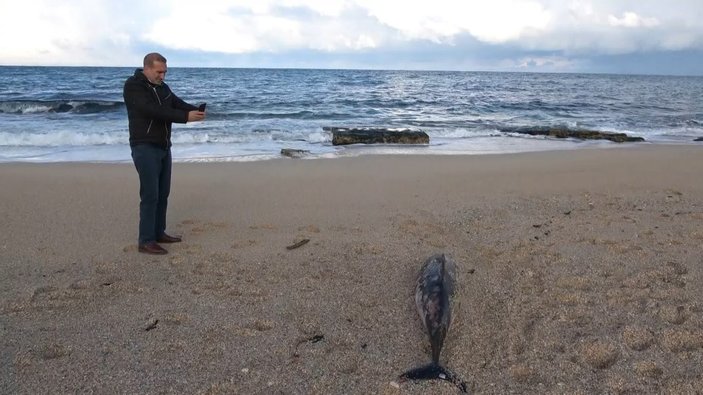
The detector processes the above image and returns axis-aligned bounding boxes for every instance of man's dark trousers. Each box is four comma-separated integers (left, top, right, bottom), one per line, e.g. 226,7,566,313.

131,144,172,245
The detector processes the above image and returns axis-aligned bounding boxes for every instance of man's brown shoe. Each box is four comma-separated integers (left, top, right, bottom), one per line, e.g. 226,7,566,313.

157,233,182,243
138,242,168,255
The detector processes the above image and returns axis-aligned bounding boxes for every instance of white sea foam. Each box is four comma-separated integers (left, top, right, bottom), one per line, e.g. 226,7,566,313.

20,104,55,114
307,131,332,143
430,128,501,139
0,131,127,146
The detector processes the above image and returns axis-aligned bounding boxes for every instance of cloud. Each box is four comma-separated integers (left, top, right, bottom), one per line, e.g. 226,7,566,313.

516,1,703,55
608,12,659,28
144,10,302,53
512,55,580,70
0,0,702,74
141,0,387,54
358,0,552,43
138,0,703,57
142,1,554,52
0,0,145,65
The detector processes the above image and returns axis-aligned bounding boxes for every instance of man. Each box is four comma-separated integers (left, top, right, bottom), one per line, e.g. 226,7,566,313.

123,53,205,255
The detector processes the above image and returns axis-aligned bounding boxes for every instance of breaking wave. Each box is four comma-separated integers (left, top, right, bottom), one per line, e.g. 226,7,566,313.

0,100,124,114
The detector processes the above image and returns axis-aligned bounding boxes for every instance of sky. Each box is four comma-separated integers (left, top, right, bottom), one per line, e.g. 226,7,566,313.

1,0,702,75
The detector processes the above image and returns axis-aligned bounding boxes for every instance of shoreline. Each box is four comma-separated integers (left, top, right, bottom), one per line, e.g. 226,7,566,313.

2,138,701,164
2,145,703,393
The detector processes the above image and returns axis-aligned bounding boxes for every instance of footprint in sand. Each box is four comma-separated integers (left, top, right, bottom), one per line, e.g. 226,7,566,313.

68,279,91,290
659,305,689,325
3,300,27,314
31,286,59,299
122,245,138,253
38,343,72,360
661,329,703,353
622,326,655,351
231,239,258,249
246,319,275,332
28,285,94,310
633,361,663,378
579,340,620,369
178,219,229,235
509,363,538,384
298,224,321,233
182,244,204,255
161,312,190,326
664,189,683,203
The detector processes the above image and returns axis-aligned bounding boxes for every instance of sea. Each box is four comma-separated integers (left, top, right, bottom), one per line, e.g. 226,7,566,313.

1,66,702,163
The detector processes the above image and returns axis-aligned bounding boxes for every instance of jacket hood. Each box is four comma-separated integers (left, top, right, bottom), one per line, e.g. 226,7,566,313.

133,68,161,87
133,68,146,79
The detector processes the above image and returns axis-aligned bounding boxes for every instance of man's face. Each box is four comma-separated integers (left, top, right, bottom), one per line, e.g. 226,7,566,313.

143,61,167,85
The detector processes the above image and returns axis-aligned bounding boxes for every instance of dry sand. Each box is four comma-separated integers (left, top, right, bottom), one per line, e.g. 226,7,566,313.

1,145,702,394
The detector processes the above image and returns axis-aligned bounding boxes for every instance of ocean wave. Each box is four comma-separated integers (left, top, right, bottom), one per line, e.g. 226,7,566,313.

430,128,502,139
0,100,124,114
0,128,334,147
172,129,332,144
210,110,354,121
0,130,127,146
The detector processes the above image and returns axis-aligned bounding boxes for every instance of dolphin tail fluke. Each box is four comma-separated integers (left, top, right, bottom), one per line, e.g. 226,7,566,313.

399,362,468,393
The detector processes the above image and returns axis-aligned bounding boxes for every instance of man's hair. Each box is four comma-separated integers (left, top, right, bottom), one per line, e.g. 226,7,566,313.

143,53,167,67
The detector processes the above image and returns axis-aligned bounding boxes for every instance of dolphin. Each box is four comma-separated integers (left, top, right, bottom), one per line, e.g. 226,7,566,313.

399,253,468,392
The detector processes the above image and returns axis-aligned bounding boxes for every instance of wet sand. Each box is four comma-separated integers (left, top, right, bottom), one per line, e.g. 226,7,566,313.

1,145,703,394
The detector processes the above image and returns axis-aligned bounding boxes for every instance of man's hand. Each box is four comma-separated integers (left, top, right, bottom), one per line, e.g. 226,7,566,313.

188,111,206,122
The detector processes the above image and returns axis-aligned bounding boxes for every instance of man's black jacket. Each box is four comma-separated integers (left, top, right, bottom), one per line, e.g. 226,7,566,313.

123,68,197,148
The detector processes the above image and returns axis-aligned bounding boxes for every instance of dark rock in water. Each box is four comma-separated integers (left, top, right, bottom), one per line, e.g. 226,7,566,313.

694,137,703,142
324,127,430,146
501,127,645,143
281,148,310,158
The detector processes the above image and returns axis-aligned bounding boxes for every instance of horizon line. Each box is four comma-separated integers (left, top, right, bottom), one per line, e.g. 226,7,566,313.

0,64,700,78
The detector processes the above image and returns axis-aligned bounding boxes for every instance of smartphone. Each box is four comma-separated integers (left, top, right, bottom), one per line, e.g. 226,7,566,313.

198,103,207,112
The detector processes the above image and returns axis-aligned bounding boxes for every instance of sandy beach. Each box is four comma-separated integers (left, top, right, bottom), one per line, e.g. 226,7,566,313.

1,145,703,394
